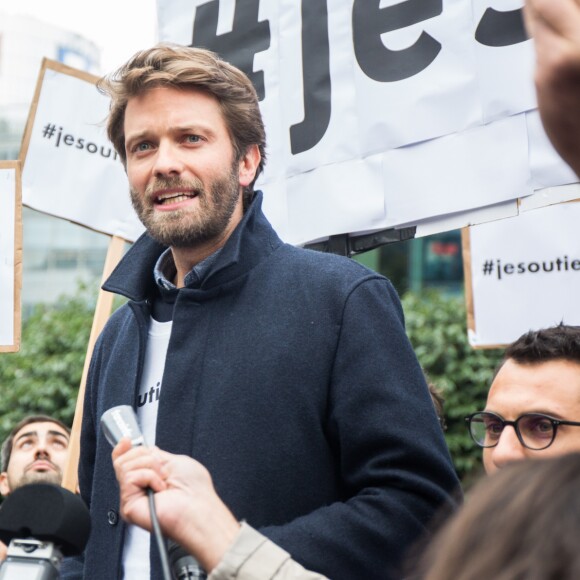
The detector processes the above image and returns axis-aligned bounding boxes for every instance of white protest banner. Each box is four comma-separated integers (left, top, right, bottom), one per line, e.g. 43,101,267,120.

20,59,143,243
527,111,580,190
157,0,577,246
463,202,580,348
0,161,22,353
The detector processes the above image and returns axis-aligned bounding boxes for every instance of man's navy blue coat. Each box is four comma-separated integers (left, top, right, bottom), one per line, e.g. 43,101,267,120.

64,193,460,579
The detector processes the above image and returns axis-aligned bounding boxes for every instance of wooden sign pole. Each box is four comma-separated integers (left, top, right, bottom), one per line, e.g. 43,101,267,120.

62,235,126,492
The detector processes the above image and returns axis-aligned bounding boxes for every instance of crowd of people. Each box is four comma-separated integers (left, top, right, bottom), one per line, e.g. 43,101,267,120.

3,0,580,578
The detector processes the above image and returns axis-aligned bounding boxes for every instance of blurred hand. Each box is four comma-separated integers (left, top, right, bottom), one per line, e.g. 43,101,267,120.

524,0,580,176
112,439,240,571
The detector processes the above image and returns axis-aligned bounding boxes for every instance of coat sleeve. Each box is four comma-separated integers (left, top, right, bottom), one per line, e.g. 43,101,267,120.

210,523,328,580
258,277,461,580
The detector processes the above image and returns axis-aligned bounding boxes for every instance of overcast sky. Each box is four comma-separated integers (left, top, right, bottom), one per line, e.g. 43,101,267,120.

1,0,159,72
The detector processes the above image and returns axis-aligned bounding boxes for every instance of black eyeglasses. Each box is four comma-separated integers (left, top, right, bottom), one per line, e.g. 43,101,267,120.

465,411,580,451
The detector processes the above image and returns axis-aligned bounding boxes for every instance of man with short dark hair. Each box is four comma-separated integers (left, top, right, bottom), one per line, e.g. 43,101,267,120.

466,325,580,474
0,415,71,560
0,414,71,494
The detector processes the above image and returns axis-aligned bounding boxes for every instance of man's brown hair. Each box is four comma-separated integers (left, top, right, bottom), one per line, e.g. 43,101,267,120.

414,453,580,579
492,324,580,378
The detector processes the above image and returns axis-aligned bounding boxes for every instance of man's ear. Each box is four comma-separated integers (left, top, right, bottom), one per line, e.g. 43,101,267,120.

238,144,261,188
0,472,10,496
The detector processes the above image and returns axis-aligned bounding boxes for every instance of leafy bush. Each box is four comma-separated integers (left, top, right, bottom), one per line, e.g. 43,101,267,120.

0,292,94,443
402,290,503,483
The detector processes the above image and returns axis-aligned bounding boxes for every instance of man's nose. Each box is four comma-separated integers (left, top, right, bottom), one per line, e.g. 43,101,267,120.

489,425,527,470
34,438,50,458
153,142,185,177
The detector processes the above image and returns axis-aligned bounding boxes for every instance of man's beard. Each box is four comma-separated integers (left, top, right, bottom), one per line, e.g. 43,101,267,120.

130,162,241,248
10,467,62,492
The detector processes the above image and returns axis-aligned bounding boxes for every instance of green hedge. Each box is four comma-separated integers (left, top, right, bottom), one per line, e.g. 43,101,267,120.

0,289,500,483
402,290,503,483
0,293,93,440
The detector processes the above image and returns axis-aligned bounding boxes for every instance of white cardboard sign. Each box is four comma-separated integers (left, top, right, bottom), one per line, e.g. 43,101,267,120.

0,162,22,353
464,202,580,348
20,60,144,242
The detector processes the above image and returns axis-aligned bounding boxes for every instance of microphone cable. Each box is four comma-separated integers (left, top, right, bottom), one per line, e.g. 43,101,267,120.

148,488,172,580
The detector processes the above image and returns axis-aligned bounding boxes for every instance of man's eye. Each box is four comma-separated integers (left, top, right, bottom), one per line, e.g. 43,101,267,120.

485,421,503,438
52,440,68,449
524,417,554,438
19,440,33,449
185,135,201,143
136,142,151,152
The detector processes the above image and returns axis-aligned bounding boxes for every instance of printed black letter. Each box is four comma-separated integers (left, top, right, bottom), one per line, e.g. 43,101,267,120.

290,0,332,155
352,0,443,82
475,8,528,47
191,0,270,100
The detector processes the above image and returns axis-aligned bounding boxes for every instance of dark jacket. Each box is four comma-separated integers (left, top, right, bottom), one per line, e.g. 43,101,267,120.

64,192,460,579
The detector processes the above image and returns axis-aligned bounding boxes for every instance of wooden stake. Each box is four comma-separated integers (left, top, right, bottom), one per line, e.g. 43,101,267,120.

62,235,126,492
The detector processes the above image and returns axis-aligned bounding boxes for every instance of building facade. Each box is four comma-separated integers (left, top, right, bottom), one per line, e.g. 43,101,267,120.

0,12,110,313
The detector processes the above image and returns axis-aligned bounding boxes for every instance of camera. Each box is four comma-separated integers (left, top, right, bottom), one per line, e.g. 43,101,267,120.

0,538,63,579
0,483,90,580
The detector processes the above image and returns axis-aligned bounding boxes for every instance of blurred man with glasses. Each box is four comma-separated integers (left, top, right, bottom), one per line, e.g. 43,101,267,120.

465,325,580,474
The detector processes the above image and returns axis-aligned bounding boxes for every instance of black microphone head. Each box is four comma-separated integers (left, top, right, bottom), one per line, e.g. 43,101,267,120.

0,483,91,556
168,540,205,579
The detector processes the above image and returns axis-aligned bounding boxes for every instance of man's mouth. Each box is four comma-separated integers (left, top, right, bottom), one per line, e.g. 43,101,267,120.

28,460,56,472
154,190,199,206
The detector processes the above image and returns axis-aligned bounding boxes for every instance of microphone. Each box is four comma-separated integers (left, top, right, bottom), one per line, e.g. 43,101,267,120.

100,405,174,580
101,405,146,448
0,483,91,579
168,540,206,580
101,407,206,580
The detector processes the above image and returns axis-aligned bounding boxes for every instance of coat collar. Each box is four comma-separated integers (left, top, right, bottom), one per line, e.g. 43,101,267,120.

102,191,282,302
